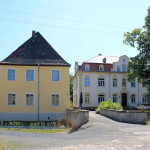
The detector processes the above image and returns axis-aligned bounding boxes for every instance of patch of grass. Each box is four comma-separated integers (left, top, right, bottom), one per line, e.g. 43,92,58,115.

0,128,71,134
146,121,150,125
0,139,26,150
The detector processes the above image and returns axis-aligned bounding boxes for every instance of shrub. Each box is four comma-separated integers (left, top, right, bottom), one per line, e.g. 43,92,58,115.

96,109,100,114
99,99,122,111
95,105,100,114
70,100,74,110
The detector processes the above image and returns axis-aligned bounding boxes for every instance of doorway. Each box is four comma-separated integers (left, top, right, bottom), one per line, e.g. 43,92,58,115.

122,93,127,107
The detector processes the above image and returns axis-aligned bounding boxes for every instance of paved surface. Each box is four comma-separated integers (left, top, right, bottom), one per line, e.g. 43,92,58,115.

0,111,150,150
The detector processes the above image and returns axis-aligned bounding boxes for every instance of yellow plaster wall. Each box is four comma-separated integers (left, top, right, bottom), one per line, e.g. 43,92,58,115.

0,65,70,113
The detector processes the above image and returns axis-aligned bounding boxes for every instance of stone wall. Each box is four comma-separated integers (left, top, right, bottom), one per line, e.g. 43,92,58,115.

66,109,89,129
100,109,148,124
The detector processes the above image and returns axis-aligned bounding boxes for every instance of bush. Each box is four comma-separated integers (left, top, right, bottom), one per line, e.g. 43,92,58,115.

95,109,100,114
98,99,123,111
95,105,100,114
70,100,73,110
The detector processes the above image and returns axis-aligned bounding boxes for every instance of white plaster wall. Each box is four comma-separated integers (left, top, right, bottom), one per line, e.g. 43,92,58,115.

73,55,148,108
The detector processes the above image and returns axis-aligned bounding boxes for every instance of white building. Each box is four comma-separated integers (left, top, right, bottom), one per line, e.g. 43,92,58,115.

73,54,148,109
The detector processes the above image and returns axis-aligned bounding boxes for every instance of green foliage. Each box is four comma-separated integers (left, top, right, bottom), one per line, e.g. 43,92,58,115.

99,99,123,111
95,108,100,114
0,120,70,128
70,100,74,110
123,7,150,102
70,75,73,102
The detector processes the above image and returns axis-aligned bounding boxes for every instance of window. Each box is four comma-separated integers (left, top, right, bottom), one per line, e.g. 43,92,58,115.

123,58,126,62
52,70,60,81
117,66,120,72
98,95,105,103
131,95,135,103
142,96,147,104
85,65,90,71
122,65,126,72
7,93,16,105
122,79,126,87
113,79,117,87
131,80,135,87
85,94,90,103
26,69,34,81
99,65,104,71
85,78,89,87
113,95,117,103
98,78,104,86
25,94,34,106
51,94,60,106
7,69,16,80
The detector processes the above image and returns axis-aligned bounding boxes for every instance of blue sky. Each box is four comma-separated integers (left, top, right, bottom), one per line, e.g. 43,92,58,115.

0,0,149,74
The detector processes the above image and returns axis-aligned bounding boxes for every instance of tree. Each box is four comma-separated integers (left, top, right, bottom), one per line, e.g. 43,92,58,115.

123,7,150,102
70,75,73,102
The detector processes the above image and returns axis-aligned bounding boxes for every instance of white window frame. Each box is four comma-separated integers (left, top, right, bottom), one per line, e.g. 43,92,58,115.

113,79,117,87
85,64,90,71
122,79,126,87
99,65,104,71
25,69,35,81
117,66,120,72
98,78,105,86
122,65,126,72
131,80,135,87
142,96,147,104
51,69,61,82
85,78,90,87
25,93,35,106
7,68,16,81
98,95,105,103
113,95,117,103
85,94,90,103
50,93,61,106
131,95,135,103
7,92,17,106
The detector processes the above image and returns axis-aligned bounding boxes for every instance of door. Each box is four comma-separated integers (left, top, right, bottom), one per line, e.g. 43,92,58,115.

122,93,127,107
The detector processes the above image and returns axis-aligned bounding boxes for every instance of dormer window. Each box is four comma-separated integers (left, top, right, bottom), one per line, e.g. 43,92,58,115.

99,65,104,71
85,64,90,71
122,65,126,72
103,58,106,63
117,66,120,72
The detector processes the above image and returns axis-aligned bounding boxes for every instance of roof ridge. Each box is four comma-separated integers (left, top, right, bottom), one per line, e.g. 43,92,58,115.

1,31,70,66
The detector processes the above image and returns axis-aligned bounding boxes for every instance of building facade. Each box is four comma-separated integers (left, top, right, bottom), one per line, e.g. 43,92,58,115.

0,31,70,121
73,54,148,109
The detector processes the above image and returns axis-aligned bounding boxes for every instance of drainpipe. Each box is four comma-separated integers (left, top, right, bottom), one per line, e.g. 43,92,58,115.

138,82,139,104
38,64,40,121
109,73,111,99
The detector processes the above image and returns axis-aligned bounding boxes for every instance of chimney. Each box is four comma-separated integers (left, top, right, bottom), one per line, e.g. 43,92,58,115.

32,30,36,37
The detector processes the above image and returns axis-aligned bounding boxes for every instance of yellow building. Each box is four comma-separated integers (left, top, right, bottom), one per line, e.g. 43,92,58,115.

0,31,70,121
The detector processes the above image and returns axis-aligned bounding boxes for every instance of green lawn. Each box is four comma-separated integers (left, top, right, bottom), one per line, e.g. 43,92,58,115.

0,128,70,134
0,139,26,150
146,121,150,125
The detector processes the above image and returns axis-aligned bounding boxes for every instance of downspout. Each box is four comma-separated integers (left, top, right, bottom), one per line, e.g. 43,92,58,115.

109,73,111,99
38,64,40,121
138,82,139,104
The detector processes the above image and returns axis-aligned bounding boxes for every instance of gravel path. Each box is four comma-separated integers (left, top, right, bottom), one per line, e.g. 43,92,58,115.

0,111,150,150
